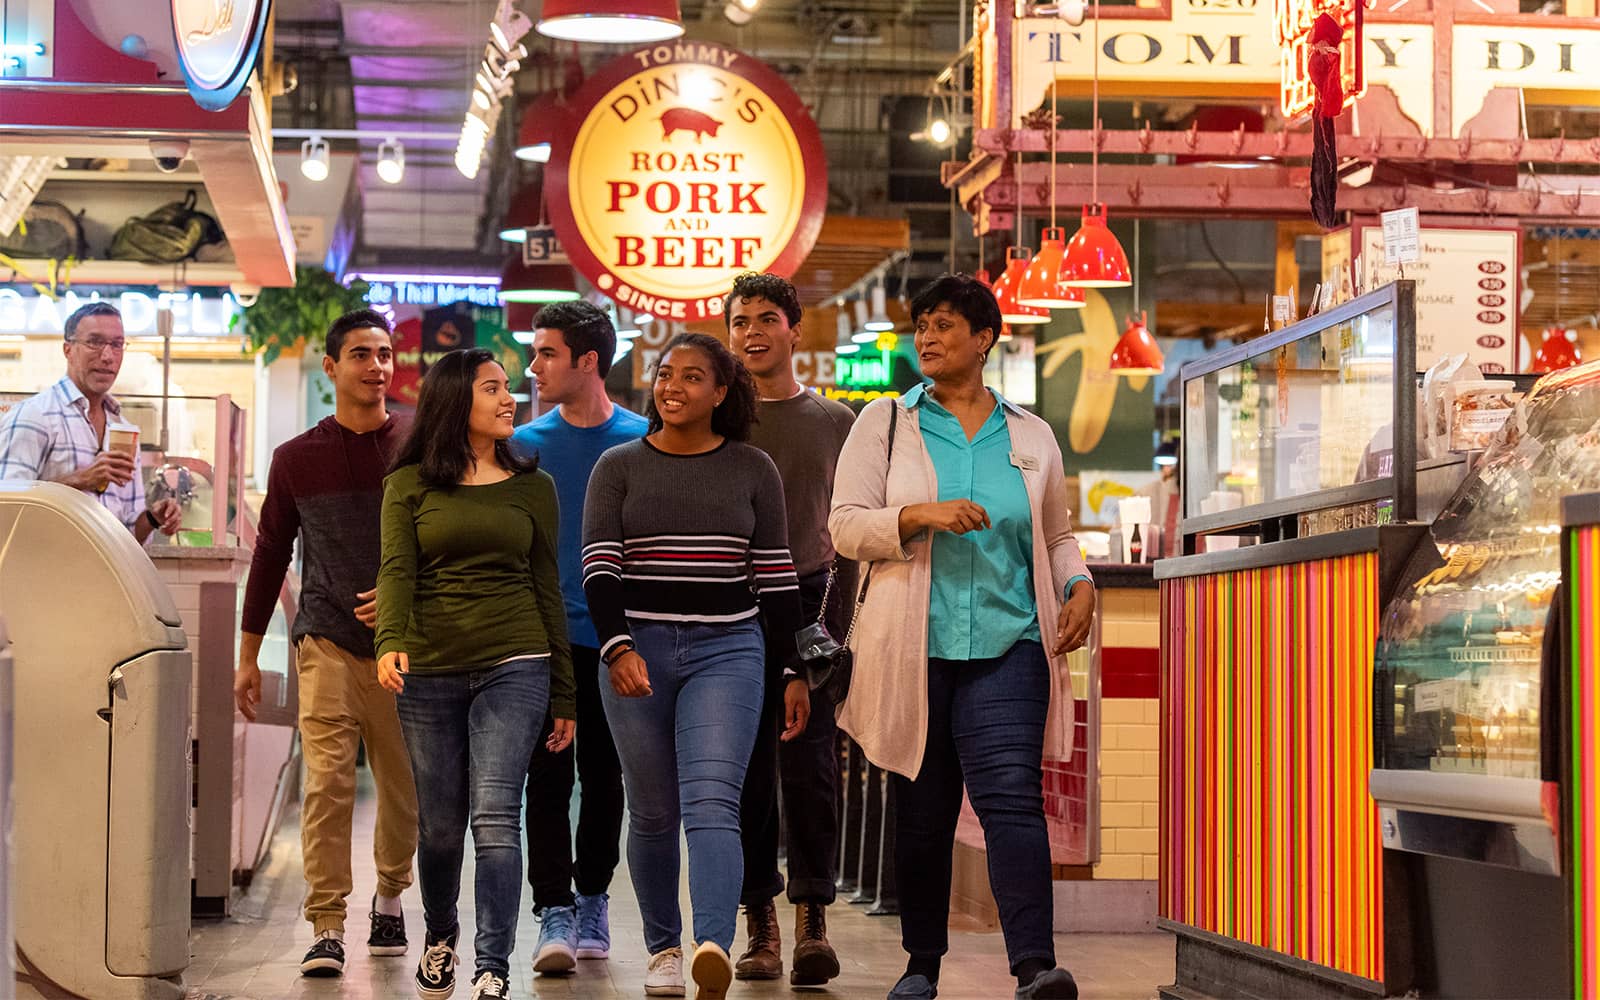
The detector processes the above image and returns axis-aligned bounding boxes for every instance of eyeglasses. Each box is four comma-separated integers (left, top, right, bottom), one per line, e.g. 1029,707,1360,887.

69,337,126,354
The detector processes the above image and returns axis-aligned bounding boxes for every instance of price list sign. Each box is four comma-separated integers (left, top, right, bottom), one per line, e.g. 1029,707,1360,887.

1360,226,1519,374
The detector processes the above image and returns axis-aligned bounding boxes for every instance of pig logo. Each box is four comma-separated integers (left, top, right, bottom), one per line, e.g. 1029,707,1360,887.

659,107,723,143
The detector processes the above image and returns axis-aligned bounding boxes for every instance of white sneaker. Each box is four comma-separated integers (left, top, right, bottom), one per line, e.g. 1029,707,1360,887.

690,941,733,1000
644,946,686,997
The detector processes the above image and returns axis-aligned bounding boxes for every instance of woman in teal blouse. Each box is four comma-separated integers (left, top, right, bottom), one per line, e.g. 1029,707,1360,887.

829,274,1096,1000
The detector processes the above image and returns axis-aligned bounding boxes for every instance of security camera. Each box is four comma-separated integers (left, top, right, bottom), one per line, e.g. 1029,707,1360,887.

230,283,261,307
149,139,191,173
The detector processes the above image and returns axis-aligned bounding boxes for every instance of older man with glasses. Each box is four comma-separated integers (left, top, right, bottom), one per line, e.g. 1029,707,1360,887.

0,301,180,542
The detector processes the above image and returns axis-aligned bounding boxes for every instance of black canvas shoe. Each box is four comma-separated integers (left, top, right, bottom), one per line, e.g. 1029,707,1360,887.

415,929,460,1000
369,896,408,956
469,970,512,999
300,936,345,977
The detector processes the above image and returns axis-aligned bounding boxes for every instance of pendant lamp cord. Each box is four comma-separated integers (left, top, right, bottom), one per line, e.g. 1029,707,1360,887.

1049,75,1058,229
1091,0,1101,207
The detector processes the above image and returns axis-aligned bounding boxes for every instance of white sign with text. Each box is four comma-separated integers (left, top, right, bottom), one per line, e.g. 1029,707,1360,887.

1360,226,1519,374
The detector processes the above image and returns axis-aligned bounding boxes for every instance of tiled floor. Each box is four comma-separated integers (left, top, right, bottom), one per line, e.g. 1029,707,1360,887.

189,778,1173,1000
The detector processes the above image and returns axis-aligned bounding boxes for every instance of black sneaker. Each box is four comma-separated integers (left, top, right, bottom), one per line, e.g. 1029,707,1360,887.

415,929,459,1000
300,936,345,977
469,970,512,999
369,896,408,956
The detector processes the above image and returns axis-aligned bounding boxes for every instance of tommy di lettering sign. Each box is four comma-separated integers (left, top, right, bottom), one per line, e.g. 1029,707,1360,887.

546,42,827,323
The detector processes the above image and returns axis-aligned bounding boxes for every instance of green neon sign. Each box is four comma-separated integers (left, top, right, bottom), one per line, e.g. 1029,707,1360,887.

838,349,894,388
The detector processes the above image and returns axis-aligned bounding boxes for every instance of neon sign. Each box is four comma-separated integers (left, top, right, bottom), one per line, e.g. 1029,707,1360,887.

0,288,239,336
359,278,501,309
1276,0,1364,118
836,350,894,388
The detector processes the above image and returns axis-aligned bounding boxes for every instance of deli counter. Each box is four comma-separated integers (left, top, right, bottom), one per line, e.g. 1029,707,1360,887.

1159,281,1600,999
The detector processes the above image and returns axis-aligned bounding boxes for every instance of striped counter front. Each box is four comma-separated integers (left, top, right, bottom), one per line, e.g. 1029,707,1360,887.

1568,513,1600,1000
1156,528,1422,999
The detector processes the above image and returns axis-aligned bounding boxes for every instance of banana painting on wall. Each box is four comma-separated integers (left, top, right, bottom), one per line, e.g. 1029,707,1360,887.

1035,287,1156,472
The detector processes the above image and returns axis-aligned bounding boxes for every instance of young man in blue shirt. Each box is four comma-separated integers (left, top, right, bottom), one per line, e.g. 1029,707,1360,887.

511,300,647,976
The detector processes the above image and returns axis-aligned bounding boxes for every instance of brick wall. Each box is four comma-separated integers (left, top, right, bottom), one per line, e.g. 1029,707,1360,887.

1094,586,1160,882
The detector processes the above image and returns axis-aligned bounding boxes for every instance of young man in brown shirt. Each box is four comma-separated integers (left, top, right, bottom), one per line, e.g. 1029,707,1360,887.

726,272,858,986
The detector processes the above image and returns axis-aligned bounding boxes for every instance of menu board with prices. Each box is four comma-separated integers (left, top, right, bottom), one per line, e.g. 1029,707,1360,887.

1360,226,1519,374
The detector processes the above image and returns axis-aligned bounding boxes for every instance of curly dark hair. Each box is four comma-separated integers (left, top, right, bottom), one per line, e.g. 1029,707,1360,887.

909,273,1003,359
646,333,759,442
722,272,802,331
390,348,537,488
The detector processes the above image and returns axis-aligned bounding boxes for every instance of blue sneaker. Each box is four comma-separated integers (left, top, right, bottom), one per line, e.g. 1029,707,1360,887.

575,893,611,959
532,905,578,975
888,974,938,999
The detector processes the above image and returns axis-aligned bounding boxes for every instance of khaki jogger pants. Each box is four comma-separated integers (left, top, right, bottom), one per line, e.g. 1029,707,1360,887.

297,634,419,935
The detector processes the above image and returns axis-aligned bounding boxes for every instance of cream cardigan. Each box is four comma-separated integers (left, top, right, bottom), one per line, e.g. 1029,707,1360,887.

827,393,1092,780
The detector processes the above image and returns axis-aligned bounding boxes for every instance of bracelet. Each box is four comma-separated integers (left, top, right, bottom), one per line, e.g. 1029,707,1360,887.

604,642,634,667
142,510,160,530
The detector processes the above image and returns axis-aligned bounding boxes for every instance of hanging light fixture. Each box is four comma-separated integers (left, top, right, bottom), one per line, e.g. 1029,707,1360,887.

1110,311,1164,375
1019,72,1085,309
376,138,405,184
865,281,895,332
1019,227,1086,309
1532,326,1582,372
993,247,1050,326
537,0,684,43
836,311,861,355
1060,2,1132,289
515,106,553,163
500,257,581,304
724,0,759,25
850,299,878,344
300,136,330,181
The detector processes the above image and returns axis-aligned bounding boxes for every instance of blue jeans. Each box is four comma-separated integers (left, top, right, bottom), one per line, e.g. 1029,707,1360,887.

601,620,765,954
395,656,548,978
894,640,1055,975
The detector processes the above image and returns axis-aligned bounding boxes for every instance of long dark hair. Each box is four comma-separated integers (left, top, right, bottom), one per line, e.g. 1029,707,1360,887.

390,348,537,488
645,333,758,442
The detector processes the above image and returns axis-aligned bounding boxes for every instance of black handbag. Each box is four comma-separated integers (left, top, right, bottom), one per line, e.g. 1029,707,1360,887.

805,402,897,704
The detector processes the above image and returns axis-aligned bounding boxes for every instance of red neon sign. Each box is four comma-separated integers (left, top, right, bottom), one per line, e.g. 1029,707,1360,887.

1277,0,1365,118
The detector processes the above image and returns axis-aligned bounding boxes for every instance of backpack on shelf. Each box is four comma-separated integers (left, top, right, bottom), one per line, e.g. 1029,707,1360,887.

108,189,224,263
0,200,87,261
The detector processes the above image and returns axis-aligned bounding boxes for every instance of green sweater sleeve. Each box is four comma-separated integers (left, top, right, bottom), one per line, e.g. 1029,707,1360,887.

530,471,575,718
375,468,418,659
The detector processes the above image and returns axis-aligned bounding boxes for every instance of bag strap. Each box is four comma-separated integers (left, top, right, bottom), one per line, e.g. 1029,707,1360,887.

835,400,899,643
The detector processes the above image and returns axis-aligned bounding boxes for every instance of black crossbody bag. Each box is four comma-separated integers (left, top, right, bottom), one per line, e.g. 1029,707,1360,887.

802,402,897,704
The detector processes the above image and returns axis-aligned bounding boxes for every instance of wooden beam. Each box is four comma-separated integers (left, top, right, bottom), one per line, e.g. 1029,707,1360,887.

970,129,1600,167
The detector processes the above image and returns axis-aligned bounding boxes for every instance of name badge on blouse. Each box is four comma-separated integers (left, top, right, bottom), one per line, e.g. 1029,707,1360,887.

1010,452,1039,472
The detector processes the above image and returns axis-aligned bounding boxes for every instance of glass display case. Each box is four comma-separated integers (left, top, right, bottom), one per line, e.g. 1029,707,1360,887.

1372,361,1600,872
1181,281,1417,545
116,393,247,547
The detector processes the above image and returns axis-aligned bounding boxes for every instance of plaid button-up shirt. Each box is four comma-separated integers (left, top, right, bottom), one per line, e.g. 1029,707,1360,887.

0,376,146,533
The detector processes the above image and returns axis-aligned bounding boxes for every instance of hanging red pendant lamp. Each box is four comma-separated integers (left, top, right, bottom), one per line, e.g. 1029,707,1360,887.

1061,205,1132,288
1531,326,1582,373
992,247,1050,326
537,0,684,43
1110,311,1164,375
1019,227,1087,309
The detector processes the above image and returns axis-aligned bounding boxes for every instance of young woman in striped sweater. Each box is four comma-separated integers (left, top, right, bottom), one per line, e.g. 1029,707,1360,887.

582,333,809,999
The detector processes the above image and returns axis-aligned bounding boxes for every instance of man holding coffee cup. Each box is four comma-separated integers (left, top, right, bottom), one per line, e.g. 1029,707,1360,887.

0,302,180,542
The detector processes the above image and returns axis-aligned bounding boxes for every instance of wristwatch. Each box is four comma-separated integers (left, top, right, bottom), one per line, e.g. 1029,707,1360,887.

142,510,160,531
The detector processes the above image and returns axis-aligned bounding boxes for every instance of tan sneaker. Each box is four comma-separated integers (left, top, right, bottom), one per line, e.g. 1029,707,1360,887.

690,941,734,1000
644,946,685,997
732,900,782,980
791,902,840,985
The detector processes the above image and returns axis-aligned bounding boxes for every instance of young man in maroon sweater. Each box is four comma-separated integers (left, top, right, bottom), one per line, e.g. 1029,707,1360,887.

234,310,419,978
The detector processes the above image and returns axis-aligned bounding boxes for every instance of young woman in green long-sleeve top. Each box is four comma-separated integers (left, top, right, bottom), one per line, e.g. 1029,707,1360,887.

374,348,574,1000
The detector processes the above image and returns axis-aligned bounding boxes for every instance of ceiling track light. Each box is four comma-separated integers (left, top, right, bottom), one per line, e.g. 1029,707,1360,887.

300,136,330,181
458,1,531,179
376,138,405,184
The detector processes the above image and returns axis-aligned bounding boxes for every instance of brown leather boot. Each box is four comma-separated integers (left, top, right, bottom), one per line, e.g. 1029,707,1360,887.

733,901,782,980
790,902,841,986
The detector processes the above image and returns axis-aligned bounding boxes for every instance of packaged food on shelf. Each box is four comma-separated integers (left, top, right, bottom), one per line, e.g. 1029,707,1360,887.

1448,380,1520,452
